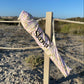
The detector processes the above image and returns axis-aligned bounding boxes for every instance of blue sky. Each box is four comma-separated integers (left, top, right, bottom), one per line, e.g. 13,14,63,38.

0,0,83,18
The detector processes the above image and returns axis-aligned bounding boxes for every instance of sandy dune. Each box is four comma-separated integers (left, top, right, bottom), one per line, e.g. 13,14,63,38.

0,25,84,84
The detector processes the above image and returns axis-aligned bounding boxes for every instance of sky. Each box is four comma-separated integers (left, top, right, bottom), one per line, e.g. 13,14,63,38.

0,0,83,19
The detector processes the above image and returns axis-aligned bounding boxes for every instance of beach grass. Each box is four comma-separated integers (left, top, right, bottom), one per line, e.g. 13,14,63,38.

25,54,44,68
59,23,84,35
38,20,84,35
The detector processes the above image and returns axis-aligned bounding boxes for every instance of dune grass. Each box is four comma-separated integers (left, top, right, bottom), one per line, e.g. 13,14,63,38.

59,23,84,35
38,20,84,35
0,17,84,35
25,54,44,69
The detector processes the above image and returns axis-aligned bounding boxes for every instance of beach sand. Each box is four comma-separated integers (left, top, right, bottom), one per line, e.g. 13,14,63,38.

0,25,84,84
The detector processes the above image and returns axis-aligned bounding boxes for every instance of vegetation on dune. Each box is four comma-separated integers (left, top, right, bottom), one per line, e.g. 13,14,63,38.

38,17,84,35
25,54,44,69
55,22,84,35
38,20,45,31
0,16,18,21
66,17,84,22
0,16,84,35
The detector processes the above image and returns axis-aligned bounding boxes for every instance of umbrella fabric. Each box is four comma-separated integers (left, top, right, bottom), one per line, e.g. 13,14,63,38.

18,11,71,77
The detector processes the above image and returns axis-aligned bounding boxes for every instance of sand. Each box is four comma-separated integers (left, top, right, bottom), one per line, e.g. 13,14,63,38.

0,25,84,84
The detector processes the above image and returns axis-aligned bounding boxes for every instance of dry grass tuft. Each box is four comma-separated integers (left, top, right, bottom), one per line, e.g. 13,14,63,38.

25,54,44,69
